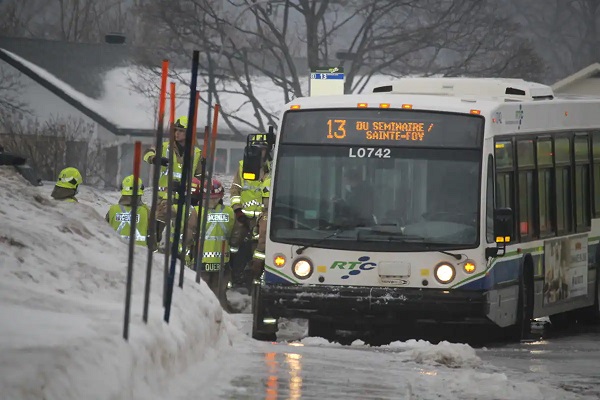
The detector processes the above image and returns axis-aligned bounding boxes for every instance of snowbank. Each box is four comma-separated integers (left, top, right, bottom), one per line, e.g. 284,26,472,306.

0,167,242,400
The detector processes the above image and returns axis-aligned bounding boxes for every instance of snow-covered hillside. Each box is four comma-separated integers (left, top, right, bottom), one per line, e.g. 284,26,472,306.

0,167,241,400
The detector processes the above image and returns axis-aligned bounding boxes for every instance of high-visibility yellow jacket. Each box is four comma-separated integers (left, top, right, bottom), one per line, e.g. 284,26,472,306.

106,199,150,247
252,174,271,262
195,203,235,271
143,141,202,199
230,160,270,218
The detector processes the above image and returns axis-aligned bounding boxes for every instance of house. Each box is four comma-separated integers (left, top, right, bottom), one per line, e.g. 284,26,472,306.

552,63,600,96
0,36,256,187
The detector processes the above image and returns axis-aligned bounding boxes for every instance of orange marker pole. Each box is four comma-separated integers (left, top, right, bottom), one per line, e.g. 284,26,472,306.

144,59,169,322
178,90,201,288
163,81,177,307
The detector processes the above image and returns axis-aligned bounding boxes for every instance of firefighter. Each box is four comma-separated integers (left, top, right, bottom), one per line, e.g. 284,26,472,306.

250,174,271,279
229,134,272,289
159,178,199,262
105,175,150,247
51,167,82,202
143,116,203,244
193,178,235,307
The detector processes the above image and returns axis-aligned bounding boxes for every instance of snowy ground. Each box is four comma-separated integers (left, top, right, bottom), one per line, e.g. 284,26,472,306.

169,315,600,400
0,167,242,399
3,166,600,399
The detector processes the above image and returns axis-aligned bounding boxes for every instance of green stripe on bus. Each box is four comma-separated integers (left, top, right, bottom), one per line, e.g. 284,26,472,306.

265,265,299,284
452,238,597,289
450,270,487,288
451,245,543,288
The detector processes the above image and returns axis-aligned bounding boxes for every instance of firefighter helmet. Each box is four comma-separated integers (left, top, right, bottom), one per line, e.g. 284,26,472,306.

56,167,82,190
207,179,225,199
191,177,202,198
249,133,270,148
121,175,144,196
174,116,188,129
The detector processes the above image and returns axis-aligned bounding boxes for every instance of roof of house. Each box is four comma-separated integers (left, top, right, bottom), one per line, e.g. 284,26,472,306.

552,63,600,92
0,36,133,99
0,37,251,140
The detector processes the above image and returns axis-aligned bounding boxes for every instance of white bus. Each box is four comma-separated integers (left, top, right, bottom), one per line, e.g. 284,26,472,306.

251,78,600,342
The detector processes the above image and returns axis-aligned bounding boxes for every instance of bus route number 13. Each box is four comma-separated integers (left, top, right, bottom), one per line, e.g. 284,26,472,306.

327,119,346,139
349,147,391,158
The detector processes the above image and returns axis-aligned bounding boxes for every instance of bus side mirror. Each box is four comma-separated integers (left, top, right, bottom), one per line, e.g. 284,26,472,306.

487,208,513,259
267,125,276,148
242,139,263,181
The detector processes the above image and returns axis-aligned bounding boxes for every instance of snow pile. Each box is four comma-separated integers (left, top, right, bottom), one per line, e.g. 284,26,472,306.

299,336,331,346
407,341,482,368
0,167,242,400
385,339,482,368
226,290,252,313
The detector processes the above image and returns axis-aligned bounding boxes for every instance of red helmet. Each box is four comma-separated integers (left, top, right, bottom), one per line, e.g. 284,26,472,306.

190,178,224,200
207,179,224,199
191,177,202,198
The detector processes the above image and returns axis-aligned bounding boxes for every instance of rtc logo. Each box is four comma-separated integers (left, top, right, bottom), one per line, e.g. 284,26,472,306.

330,256,376,279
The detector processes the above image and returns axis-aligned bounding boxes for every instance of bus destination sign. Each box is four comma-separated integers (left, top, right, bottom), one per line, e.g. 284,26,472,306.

327,119,435,142
282,109,482,148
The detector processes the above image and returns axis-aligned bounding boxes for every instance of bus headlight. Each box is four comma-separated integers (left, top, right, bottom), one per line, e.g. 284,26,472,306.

434,263,456,284
292,258,313,279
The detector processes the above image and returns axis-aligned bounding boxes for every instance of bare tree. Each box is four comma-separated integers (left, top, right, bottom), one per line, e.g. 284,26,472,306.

0,0,50,37
0,113,109,184
135,0,546,135
507,0,599,82
0,68,29,116
0,0,134,43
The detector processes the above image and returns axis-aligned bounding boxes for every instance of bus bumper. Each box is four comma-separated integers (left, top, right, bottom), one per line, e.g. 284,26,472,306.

260,284,489,324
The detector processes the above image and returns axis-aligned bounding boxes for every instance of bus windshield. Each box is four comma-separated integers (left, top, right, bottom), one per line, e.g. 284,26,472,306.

271,110,483,252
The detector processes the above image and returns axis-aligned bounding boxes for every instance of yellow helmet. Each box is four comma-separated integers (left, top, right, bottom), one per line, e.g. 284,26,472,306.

121,175,144,196
250,133,270,148
56,167,82,190
174,116,188,129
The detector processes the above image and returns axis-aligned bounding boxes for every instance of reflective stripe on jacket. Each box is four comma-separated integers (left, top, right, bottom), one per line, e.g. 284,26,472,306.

231,160,269,217
107,204,149,246
145,141,202,200
195,203,235,265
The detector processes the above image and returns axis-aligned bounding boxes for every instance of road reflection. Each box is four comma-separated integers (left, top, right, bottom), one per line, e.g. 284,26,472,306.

264,345,304,400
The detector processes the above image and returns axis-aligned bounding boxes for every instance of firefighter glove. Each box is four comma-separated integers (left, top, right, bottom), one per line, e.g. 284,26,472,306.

160,157,169,166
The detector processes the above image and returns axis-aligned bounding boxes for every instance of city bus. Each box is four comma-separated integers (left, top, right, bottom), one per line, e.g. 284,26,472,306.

250,77,600,342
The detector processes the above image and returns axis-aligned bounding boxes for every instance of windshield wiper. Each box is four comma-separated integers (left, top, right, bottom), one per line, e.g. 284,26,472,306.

357,227,463,260
295,225,355,255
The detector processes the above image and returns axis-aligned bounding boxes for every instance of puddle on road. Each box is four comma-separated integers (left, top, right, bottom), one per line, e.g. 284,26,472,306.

264,350,304,400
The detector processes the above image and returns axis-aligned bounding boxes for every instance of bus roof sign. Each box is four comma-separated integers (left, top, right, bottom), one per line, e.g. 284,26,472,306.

309,66,345,97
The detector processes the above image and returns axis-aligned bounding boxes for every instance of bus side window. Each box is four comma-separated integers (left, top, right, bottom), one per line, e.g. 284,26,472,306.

574,135,591,231
517,140,536,241
537,139,554,237
494,140,515,239
486,154,495,243
555,137,573,234
593,131,600,217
